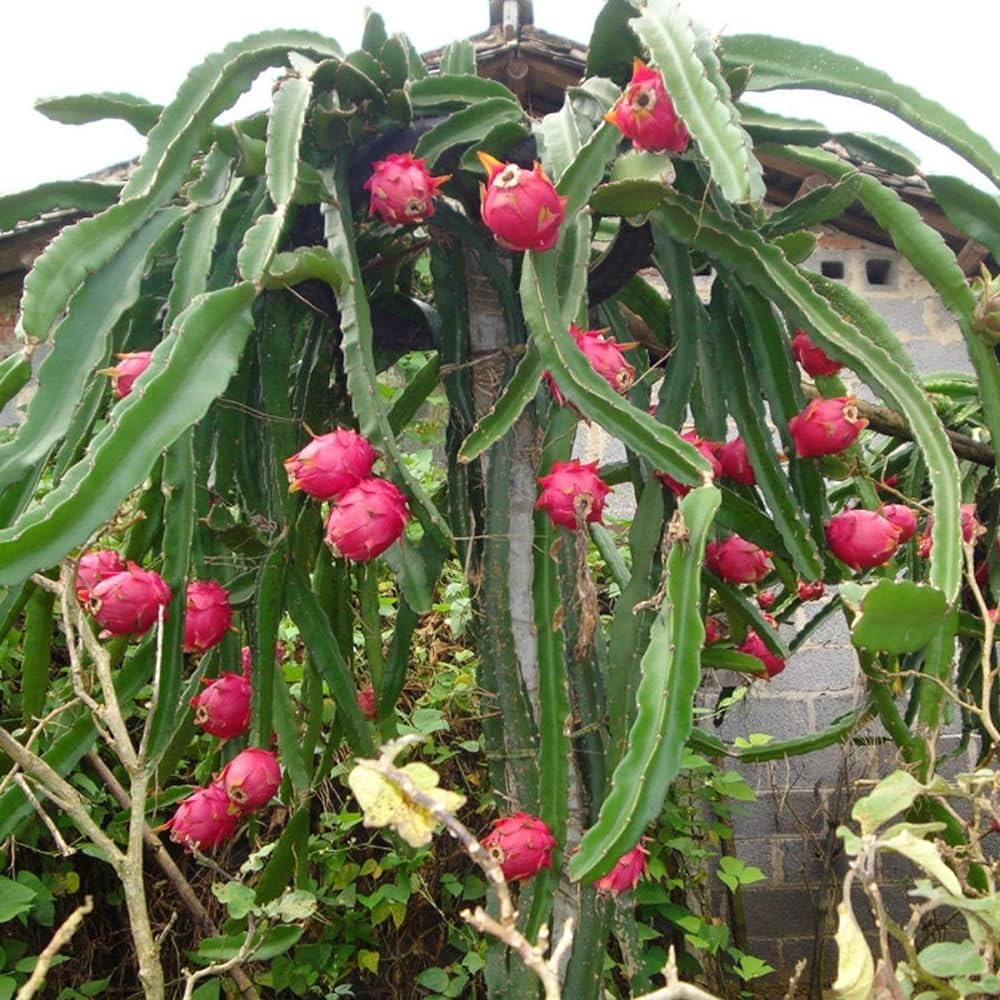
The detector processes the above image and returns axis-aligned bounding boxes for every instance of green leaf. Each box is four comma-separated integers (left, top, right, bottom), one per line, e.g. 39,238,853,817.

590,180,667,216
722,34,1000,187
851,770,924,835
879,830,961,896
0,284,256,585
34,92,162,133
851,580,948,654
286,565,374,756
700,647,765,674
261,247,347,293
0,181,121,233
195,925,303,964
0,876,37,923
414,99,525,169
570,485,721,883
831,900,875,1000
0,206,184,495
917,941,986,978
926,174,1000,263
632,1,763,204
19,585,54,723
122,30,343,205
407,75,519,108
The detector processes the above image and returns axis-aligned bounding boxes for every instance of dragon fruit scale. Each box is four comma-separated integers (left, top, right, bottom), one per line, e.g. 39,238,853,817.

325,477,410,562
477,152,566,253
75,549,126,604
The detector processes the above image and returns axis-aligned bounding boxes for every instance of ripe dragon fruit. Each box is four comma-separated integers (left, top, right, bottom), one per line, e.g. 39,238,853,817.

325,477,410,562
605,59,689,153
705,535,773,585
191,655,252,741
826,509,901,571
790,329,843,378
482,812,557,882
918,503,983,559
477,152,566,253
738,630,786,678
363,152,449,225
164,783,238,851
547,325,635,405
704,616,725,646
357,685,377,721
89,563,171,638
595,842,649,895
658,431,722,496
75,549,126,604
717,437,756,486
182,579,232,654
757,590,776,611
535,459,611,530
217,748,281,812
284,428,378,502
880,504,919,544
788,397,868,458
106,351,153,399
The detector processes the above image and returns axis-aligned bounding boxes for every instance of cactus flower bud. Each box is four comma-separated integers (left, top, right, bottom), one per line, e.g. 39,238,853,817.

797,579,825,602
717,437,756,485
825,510,901,571
325,477,410,562
183,579,232,653
704,616,725,645
363,152,449,225
658,432,722,496
106,351,153,399
284,428,378,501
482,812,557,882
535,459,611,530
705,535,772,585
972,264,1000,343
880,504,918,544
788,397,867,458
75,549,126,604
605,59,689,153
477,152,566,253
165,784,238,851
191,671,252,740
89,563,171,638
738,630,786,678
790,330,843,377
218,748,281,812
595,842,649,895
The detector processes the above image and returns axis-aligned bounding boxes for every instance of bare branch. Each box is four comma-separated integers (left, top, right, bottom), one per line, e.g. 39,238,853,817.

15,896,94,1000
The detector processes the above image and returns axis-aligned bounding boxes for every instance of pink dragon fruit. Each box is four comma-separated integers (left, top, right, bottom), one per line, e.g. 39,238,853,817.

325,477,410,562
75,549,126,604
738,630,786,678
106,351,153,399
605,59,689,153
164,783,238,851
89,563,171,638
182,579,232,653
704,616,725,645
482,812,557,882
918,503,983,558
217,748,281,812
535,459,611,530
826,510,901,571
658,431,722,496
357,685,377,721
788,397,868,458
705,535,773,585
717,437,756,486
477,152,566,253
790,330,843,378
757,590,776,611
191,667,252,741
363,151,449,225
880,504,918,544
284,428,378,502
797,579,825,602
548,325,635,404
595,842,649,895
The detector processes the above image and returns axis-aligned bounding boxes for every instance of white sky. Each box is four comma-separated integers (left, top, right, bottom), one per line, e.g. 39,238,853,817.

1,1,998,196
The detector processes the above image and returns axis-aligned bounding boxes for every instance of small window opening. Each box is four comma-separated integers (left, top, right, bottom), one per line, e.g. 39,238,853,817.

866,258,893,286
820,260,845,280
